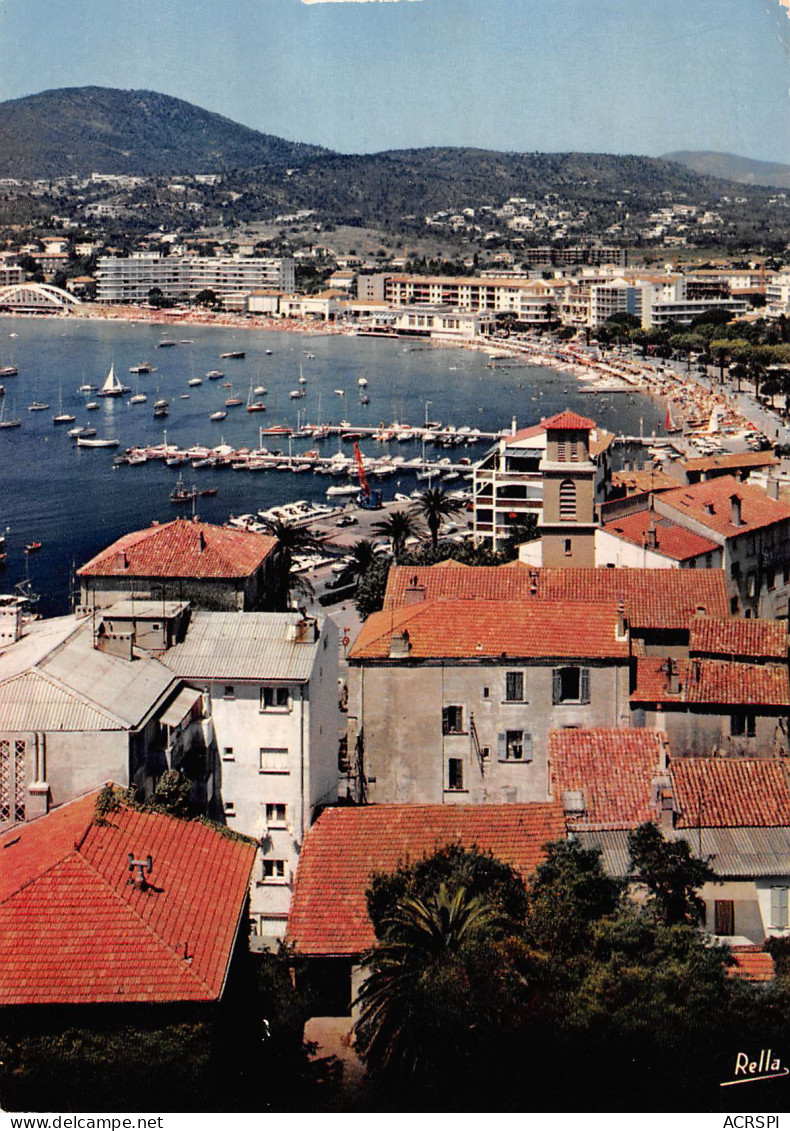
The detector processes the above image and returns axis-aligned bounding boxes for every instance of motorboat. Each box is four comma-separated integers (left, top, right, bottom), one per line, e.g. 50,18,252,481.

220,350,245,359
130,392,148,404
85,401,99,411
206,370,225,380
153,399,169,418
77,436,120,448
188,377,203,387
210,410,227,421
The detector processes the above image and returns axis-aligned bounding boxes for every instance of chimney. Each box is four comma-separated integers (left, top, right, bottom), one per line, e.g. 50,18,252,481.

695,604,706,616
128,853,153,892
528,568,539,596
511,415,517,436
616,600,628,640
198,530,206,552
288,615,319,643
390,628,411,658
404,577,426,605
730,494,743,527
767,477,780,501
661,657,680,695
704,501,715,516
644,522,658,551
653,775,677,830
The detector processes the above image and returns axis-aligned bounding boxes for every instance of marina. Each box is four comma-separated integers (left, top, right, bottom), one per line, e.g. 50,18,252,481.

0,312,734,615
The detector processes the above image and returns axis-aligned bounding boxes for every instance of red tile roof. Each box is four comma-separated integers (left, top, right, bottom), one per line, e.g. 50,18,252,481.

0,791,256,1005
610,468,682,496
671,758,790,828
632,657,789,707
77,519,277,580
657,475,790,538
549,728,665,830
287,803,566,956
350,598,629,661
601,510,720,561
383,565,729,629
689,616,787,660
542,410,596,431
728,948,775,982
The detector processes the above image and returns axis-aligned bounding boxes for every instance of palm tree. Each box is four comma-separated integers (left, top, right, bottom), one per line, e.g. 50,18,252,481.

255,516,321,608
353,884,504,1084
371,509,420,558
410,486,465,551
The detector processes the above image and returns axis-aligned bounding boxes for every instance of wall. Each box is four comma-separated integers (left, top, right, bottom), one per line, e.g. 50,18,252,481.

348,659,631,805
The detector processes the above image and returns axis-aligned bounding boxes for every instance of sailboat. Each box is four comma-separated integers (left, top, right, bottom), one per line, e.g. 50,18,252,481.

130,373,148,404
97,363,128,398
0,399,21,429
28,375,49,412
246,380,266,413
225,384,243,407
52,383,76,423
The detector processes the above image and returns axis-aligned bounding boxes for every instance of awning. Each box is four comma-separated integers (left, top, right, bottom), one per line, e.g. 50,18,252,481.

160,687,203,729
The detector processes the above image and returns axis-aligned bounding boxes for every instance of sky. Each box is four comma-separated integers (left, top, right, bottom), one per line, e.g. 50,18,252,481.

1,0,790,162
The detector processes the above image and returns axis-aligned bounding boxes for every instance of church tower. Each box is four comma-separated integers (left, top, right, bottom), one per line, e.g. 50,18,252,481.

538,410,598,567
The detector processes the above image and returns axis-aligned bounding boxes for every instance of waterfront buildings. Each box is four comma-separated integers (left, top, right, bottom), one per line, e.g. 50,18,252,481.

95,252,295,304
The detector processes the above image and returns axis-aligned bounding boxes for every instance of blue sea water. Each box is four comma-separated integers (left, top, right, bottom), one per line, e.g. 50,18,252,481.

0,316,665,614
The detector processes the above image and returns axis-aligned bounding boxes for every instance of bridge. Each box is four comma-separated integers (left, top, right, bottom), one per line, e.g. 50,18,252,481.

0,283,83,314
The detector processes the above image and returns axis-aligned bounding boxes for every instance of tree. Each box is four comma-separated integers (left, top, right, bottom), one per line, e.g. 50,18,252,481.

193,288,218,308
371,509,420,558
627,822,713,926
354,554,391,620
147,286,168,308
409,486,465,551
255,516,322,609
524,838,621,959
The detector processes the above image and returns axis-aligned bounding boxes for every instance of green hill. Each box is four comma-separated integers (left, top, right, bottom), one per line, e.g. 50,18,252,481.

0,87,327,178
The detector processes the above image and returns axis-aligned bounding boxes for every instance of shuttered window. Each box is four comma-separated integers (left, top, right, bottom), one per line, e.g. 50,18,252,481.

497,731,533,762
771,887,789,929
552,667,590,704
559,479,577,520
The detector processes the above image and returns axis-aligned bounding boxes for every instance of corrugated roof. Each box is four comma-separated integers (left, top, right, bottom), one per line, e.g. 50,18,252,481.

0,615,87,684
580,825,790,879
0,792,256,1005
160,686,203,728
0,670,123,732
161,611,323,681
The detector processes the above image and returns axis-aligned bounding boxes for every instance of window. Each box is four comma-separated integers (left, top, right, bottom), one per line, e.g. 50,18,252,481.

260,747,289,774
552,666,590,704
261,686,290,711
731,711,756,738
771,887,789,929
714,899,734,936
730,561,741,580
747,573,756,598
0,738,26,825
559,479,576,521
262,859,287,883
730,595,740,615
442,705,464,734
564,538,572,557
224,801,236,816
222,746,235,761
498,730,532,762
482,686,490,699
223,685,235,699
447,758,464,791
505,671,525,702
265,803,287,826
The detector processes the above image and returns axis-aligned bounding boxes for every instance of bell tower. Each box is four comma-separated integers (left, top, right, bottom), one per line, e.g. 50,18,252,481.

538,410,598,567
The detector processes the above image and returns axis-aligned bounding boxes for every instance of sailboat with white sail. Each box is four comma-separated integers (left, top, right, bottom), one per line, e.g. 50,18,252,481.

97,363,129,398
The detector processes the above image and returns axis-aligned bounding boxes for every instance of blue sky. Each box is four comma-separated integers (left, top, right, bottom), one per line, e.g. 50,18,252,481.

1,0,789,161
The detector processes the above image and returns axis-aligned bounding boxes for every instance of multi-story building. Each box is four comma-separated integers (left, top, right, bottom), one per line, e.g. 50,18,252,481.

161,610,339,945
472,412,613,553
95,252,295,304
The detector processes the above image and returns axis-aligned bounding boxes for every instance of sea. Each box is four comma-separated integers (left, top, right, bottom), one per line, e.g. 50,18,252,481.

0,315,666,615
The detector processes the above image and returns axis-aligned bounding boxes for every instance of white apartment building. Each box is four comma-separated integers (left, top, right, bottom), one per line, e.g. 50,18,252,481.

161,610,340,946
766,272,790,317
95,252,296,304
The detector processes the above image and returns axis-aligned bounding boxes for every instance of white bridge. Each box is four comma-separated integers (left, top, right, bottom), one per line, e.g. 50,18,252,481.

0,283,83,314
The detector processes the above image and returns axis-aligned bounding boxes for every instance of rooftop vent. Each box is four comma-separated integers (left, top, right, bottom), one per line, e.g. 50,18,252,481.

562,789,586,815
128,853,153,892
390,628,411,658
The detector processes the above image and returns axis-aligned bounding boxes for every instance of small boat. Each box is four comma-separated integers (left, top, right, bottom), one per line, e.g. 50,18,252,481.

289,389,305,399
334,389,345,396
265,349,273,355
67,425,86,437
157,340,177,348
78,383,98,393
0,366,18,378
180,393,191,400
210,410,227,421
254,385,267,396
170,476,198,504
188,377,203,387
220,350,245,359
206,370,224,380
77,436,119,448
97,363,129,398
359,394,370,405
247,383,267,412
225,388,243,406
199,487,218,497
305,353,315,359
153,399,169,418
28,401,49,412
85,401,99,411
78,427,97,439
130,392,148,404
129,363,154,374
52,410,76,424
358,377,368,387
259,424,292,436
24,541,42,553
